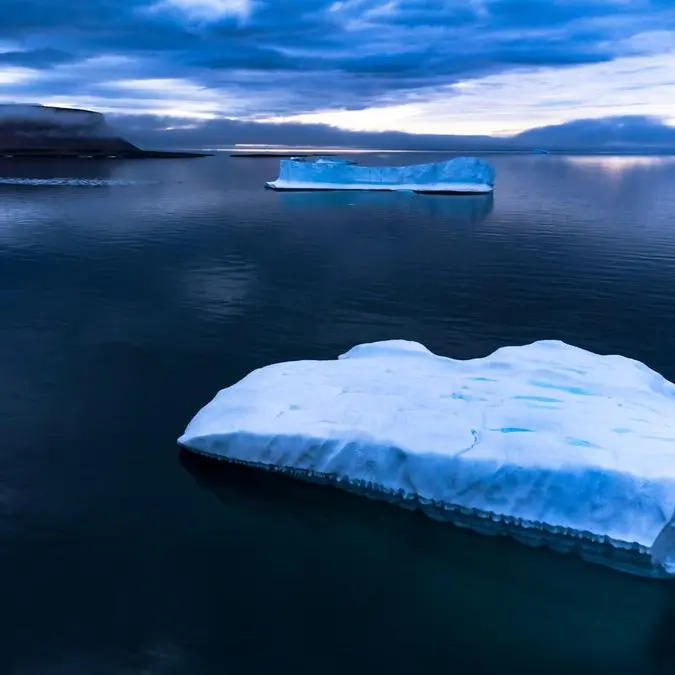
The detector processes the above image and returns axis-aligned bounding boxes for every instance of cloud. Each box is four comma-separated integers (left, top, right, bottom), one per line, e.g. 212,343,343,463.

0,48,77,68
264,47,675,134
0,0,673,137
0,66,37,86
146,0,254,23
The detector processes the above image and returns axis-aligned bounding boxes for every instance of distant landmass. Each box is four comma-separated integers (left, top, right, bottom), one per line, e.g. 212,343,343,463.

0,104,211,158
112,113,675,155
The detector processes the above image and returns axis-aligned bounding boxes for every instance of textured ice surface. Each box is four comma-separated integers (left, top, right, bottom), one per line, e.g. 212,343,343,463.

179,339,675,577
0,177,156,187
266,156,495,193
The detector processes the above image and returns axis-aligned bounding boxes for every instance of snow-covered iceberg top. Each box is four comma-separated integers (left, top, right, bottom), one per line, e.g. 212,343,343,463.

178,339,675,577
265,156,495,193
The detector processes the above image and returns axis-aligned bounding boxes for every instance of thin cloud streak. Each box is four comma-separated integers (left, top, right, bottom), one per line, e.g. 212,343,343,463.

144,0,254,22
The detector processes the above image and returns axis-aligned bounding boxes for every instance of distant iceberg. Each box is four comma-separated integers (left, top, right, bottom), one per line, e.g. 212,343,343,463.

265,156,495,194
178,339,675,578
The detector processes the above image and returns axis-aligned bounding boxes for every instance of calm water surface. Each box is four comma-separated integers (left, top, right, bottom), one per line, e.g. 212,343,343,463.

2,153,675,674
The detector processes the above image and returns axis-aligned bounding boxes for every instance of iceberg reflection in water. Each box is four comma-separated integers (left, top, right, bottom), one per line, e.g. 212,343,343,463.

180,451,675,675
273,189,494,225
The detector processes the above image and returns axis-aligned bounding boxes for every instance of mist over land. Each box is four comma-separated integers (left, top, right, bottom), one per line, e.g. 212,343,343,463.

112,113,675,154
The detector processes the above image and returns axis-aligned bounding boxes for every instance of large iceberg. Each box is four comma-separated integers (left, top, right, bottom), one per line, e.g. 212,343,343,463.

265,156,495,194
178,339,675,578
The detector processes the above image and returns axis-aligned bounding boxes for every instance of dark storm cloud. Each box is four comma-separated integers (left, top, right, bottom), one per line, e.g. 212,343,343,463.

0,48,78,67
191,45,307,72
1,0,673,118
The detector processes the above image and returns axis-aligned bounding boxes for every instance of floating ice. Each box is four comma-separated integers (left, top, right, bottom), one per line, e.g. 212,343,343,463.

265,156,495,194
0,177,157,187
178,339,675,577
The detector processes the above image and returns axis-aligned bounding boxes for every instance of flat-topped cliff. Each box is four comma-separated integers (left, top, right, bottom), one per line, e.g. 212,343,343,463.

0,104,209,158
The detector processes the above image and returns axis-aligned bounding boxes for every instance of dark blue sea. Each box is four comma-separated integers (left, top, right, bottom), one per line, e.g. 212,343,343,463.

2,152,675,675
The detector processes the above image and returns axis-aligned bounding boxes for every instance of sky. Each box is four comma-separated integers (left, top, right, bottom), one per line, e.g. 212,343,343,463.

1,0,675,145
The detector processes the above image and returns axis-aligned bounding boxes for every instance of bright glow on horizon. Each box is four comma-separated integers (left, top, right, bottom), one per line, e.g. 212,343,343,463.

99,78,231,118
24,95,220,119
260,50,675,136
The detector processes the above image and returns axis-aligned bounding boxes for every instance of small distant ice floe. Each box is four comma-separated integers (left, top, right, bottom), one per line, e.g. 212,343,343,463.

179,339,675,578
265,156,495,194
0,177,158,187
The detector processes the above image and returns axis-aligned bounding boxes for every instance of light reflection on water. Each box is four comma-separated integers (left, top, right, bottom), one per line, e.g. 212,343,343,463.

563,155,675,171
